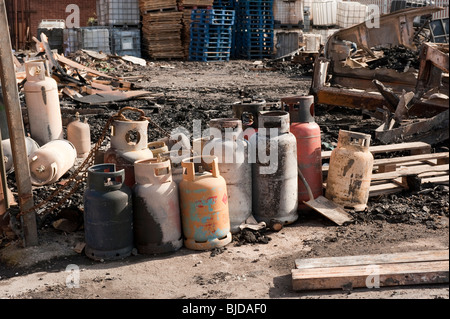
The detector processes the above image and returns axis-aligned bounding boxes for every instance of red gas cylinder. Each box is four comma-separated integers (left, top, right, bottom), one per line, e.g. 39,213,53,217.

290,95,323,210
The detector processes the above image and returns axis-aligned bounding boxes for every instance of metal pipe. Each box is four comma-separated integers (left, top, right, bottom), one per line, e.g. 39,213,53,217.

0,0,38,246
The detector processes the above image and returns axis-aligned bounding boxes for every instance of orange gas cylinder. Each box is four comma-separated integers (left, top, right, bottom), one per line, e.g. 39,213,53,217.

179,155,232,250
290,95,323,210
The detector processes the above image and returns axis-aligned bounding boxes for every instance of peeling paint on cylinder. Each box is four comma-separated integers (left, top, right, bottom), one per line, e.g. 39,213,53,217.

179,156,232,250
104,118,153,188
132,158,183,254
325,130,374,211
251,111,298,225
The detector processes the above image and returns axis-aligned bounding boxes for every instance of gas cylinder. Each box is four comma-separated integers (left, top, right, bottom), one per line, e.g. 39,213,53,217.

204,118,252,233
133,158,183,254
67,112,91,158
104,108,153,188
232,98,267,140
84,163,133,261
2,137,40,174
28,139,76,186
290,95,323,210
23,60,63,146
160,149,192,185
250,111,298,225
325,130,374,211
179,155,232,250
148,141,168,157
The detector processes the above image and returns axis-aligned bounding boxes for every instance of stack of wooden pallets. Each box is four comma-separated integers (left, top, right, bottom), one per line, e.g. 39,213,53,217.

140,1,184,59
139,0,178,12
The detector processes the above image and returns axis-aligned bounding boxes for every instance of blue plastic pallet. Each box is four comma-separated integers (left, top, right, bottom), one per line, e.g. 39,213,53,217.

191,9,235,26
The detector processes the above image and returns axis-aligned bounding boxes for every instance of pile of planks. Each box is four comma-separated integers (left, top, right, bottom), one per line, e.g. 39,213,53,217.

141,12,185,59
181,9,193,58
178,0,214,8
292,250,449,291
139,0,178,12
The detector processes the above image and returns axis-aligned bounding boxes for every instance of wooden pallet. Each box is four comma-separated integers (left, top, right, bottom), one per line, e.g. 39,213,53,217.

321,142,449,197
292,250,449,291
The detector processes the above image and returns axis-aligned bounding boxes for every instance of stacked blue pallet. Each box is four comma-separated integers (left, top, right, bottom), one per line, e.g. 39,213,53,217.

189,9,236,62
235,0,274,59
212,0,237,58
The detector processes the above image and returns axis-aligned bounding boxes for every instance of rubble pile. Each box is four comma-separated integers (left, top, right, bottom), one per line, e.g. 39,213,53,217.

367,45,420,72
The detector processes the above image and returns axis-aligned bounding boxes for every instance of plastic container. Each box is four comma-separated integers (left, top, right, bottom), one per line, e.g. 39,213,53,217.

273,0,304,25
110,27,141,57
337,1,368,28
97,0,140,26
312,0,338,26
78,27,111,53
37,19,65,53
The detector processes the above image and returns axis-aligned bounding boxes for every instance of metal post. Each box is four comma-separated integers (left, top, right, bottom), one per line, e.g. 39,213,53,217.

0,0,38,246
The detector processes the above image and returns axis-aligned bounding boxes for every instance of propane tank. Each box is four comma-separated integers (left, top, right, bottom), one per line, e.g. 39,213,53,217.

205,118,252,233
160,149,192,185
83,163,133,261
23,60,63,146
290,95,323,210
148,141,168,157
133,158,183,254
179,155,232,250
104,108,153,188
67,112,91,159
232,98,267,140
2,137,40,174
28,139,76,186
325,130,374,211
250,111,298,225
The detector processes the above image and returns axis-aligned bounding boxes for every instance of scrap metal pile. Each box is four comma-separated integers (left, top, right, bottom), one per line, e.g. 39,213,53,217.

311,7,449,146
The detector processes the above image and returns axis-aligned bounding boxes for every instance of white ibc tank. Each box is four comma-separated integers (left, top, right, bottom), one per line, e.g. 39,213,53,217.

312,0,338,26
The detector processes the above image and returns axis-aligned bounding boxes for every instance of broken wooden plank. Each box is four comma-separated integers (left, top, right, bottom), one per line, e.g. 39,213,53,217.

295,250,449,270
292,260,449,291
303,196,353,226
55,53,114,79
374,152,449,168
371,164,449,181
70,90,156,104
322,141,432,160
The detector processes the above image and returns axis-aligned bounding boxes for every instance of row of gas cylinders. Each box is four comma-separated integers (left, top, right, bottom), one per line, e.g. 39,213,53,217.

2,60,91,186
83,100,374,261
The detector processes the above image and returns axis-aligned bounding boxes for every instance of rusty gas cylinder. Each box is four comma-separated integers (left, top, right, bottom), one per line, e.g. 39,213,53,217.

290,95,323,210
23,60,63,146
133,158,183,254
250,111,298,225
67,112,91,158
28,139,76,186
325,130,374,211
179,155,232,250
205,118,252,233
84,163,133,261
232,98,267,140
104,108,153,187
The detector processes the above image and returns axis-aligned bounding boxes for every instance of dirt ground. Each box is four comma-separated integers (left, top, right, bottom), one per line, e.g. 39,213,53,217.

0,59,448,301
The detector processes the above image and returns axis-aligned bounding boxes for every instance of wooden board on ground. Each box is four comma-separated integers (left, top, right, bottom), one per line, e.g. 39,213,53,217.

304,196,353,226
292,250,449,291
